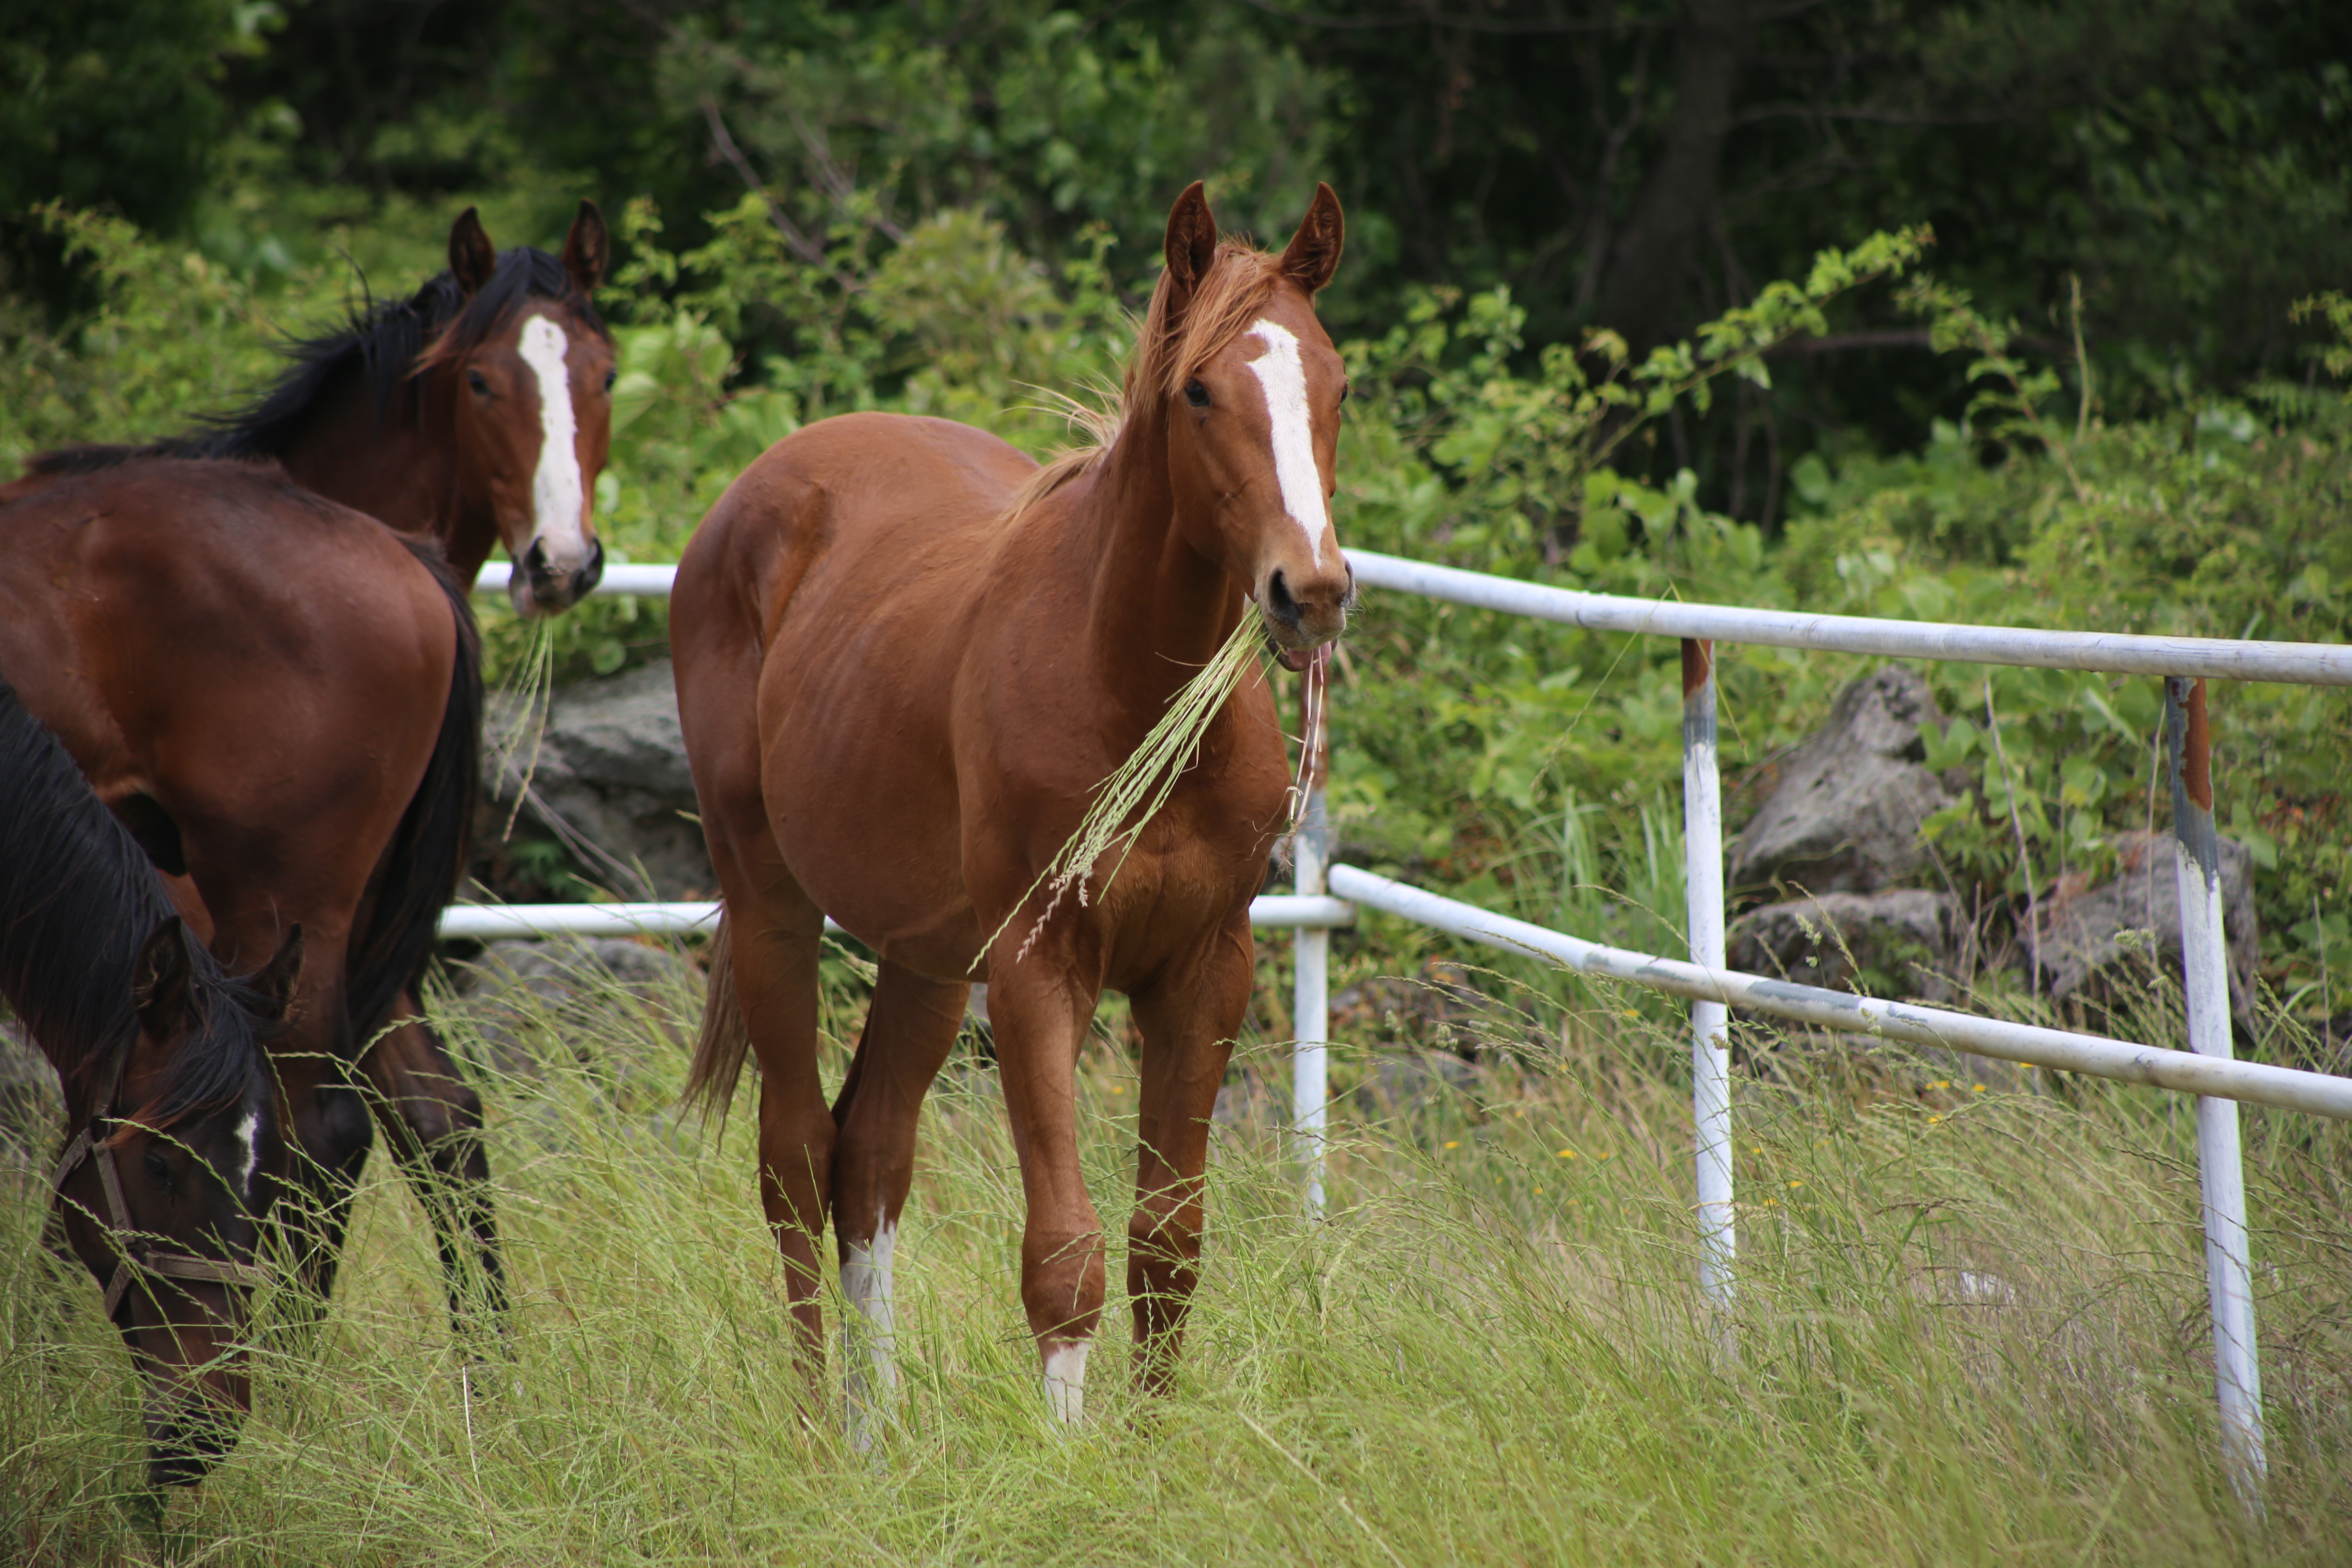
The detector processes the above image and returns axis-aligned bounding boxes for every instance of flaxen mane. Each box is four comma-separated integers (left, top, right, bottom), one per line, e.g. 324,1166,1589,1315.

1001,240,1291,525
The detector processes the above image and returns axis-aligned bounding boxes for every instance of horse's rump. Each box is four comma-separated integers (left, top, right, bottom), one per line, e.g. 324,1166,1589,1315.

0,459,469,1041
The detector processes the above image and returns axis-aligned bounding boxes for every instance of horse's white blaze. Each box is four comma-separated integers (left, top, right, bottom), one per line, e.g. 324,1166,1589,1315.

1042,1340,1090,1423
841,1211,897,1452
1244,319,1332,571
235,1109,260,1198
519,315,589,574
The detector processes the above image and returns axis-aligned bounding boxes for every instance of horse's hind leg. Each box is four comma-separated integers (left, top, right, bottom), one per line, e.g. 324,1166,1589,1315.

1126,924,1253,1394
359,1009,507,1336
736,895,833,1369
829,961,967,1448
263,1066,375,1332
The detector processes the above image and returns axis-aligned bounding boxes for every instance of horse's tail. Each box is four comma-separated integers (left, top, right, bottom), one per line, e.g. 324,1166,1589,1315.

345,542,483,1048
683,911,751,1123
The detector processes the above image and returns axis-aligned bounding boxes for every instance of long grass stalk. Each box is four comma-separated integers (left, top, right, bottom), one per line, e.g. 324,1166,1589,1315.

993,615,1266,964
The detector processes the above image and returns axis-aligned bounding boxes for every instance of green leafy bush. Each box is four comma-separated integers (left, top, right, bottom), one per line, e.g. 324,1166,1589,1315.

9,200,2349,1029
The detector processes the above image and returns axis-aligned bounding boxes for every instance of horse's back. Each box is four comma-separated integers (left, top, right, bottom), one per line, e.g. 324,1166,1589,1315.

679,412,1037,635
0,458,459,873
0,457,451,679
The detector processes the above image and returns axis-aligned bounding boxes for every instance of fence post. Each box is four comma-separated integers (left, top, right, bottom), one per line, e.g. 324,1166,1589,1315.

1682,640,1735,1321
1294,662,1333,1221
2165,676,2266,1501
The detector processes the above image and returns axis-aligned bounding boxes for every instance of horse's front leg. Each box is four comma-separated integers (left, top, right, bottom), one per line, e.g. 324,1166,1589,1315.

985,956,1108,1422
1127,921,1253,1392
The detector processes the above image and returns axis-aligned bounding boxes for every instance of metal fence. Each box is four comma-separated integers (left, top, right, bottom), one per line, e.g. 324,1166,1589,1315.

464,554,2352,1497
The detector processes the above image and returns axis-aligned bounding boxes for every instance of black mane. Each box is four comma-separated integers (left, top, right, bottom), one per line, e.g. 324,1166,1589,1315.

27,246,608,477
0,680,272,1126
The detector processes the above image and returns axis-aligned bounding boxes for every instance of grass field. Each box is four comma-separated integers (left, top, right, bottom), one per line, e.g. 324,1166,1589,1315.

4,942,2349,1566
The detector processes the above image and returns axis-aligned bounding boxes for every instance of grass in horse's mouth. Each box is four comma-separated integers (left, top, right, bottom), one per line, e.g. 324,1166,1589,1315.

1263,626,1314,673
986,614,1268,963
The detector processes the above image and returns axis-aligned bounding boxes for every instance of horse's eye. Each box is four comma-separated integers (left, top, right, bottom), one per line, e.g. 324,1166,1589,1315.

467,369,491,396
142,1148,174,1187
1339,384,1350,405
1184,379,1209,409
602,368,617,393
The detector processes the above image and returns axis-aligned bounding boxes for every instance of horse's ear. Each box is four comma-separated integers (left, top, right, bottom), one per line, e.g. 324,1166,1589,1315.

1163,181,1219,314
563,200,608,295
1279,183,1345,296
132,918,196,1041
249,926,304,1022
449,207,497,297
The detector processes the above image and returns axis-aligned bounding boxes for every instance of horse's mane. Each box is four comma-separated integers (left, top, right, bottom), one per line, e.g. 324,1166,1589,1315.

1003,239,1290,525
26,246,610,477
0,681,272,1127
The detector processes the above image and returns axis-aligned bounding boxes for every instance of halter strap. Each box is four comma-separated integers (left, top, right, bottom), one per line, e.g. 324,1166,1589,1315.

51,1121,272,1322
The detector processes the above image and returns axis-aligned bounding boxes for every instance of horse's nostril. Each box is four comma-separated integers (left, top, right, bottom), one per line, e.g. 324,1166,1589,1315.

1266,569,1301,627
523,539,551,581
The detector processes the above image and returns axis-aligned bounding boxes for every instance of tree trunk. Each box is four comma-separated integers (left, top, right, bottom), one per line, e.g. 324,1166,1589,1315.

1597,0,1753,353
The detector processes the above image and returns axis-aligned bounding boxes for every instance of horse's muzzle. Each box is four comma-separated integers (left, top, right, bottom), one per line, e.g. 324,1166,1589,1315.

1260,562,1354,668
145,1387,244,1488
518,536,606,615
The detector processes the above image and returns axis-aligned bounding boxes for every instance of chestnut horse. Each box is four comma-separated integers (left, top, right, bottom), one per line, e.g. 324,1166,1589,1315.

675,183,1351,1434
2,678,297,1486
20,204,613,1327
0,461,481,1335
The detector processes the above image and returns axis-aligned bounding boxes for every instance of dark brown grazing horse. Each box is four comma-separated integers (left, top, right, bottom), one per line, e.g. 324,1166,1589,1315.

20,204,615,1328
675,182,1351,1438
0,461,481,1341
0,678,298,1487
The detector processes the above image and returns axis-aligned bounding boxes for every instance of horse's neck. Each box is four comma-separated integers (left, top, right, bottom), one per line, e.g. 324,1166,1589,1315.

1076,408,1246,716
277,370,498,578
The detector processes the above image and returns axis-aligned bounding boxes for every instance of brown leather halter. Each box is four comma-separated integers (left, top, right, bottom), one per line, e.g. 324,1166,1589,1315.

50,1075,272,1321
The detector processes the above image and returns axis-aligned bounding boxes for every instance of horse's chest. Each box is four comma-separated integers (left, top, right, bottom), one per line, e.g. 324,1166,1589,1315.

1088,772,1282,955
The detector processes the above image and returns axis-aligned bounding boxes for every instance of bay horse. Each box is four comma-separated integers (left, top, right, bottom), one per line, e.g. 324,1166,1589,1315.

0,460,481,1335
40,200,617,610
1,678,298,1487
674,182,1351,1434
16,203,612,1329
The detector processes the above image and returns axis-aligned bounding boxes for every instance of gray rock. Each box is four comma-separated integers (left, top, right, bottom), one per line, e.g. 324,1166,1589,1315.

481,659,712,898
1731,667,1956,895
453,937,700,1083
2029,831,2260,1022
1728,888,1960,1003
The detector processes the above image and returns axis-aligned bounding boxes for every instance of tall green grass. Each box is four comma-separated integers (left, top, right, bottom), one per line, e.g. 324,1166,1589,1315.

2,942,2348,1566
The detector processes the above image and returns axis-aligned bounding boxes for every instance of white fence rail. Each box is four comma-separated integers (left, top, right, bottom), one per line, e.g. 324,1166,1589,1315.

466,550,2352,1498
441,895,1353,942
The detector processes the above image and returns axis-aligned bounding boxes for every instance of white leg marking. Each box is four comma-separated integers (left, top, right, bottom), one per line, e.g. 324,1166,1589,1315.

518,316,589,575
841,1211,897,1452
1244,319,1333,570
1042,1339,1091,1424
